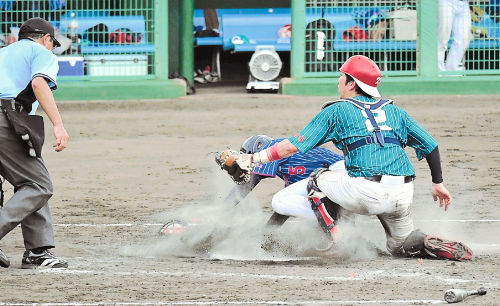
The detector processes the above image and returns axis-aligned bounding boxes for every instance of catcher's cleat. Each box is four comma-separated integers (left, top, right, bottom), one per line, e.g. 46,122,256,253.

158,220,186,237
21,249,68,269
0,248,10,268
423,236,473,261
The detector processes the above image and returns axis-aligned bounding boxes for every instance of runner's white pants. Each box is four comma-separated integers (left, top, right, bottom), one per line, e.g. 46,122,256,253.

271,162,347,222
272,178,316,221
438,0,472,71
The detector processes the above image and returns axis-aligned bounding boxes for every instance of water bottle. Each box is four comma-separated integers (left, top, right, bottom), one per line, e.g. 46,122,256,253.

67,12,79,53
68,13,79,39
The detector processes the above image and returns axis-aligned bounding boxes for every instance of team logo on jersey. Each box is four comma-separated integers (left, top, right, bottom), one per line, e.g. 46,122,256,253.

288,166,305,175
292,133,305,142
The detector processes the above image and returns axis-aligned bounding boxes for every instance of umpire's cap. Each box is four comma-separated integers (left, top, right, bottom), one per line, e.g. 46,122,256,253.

340,55,381,97
19,17,61,47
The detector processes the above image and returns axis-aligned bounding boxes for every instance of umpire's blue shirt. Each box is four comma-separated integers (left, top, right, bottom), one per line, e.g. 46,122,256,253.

0,39,59,114
288,96,438,178
252,138,344,186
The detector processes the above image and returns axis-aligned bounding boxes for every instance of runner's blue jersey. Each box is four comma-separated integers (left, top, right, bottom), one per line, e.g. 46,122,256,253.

252,138,344,186
288,96,438,177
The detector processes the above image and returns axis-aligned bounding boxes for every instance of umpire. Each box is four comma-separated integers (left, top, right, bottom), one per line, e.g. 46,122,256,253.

0,17,69,268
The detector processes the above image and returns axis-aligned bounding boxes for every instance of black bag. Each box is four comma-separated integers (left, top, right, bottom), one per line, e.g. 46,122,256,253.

0,100,45,158
83,23,109,43
195,29,219,37
305,18,336,73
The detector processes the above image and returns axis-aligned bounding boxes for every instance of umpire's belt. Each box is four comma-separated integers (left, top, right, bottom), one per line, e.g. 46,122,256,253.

342,136,403,155
364,175,414,184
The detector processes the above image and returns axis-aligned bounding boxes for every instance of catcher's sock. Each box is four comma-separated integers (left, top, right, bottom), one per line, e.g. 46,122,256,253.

423,236,473,261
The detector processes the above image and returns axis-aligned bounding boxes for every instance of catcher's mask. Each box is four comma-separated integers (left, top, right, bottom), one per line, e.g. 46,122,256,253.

240,135,273,154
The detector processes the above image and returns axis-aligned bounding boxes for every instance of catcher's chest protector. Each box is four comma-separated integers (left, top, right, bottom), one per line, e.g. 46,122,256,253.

321,99,402,155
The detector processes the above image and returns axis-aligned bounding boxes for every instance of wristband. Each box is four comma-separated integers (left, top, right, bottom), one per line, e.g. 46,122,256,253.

252,143,282,164
267,143,282,161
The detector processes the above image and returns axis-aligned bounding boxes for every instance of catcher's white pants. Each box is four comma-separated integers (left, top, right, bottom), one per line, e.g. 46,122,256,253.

438,0,472,71
316,165,415,255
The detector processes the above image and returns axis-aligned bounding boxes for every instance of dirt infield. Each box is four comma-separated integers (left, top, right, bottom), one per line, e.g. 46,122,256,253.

0,89,499,304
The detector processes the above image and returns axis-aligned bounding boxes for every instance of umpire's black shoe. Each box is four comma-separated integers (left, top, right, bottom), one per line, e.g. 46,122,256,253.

21,249,68,269
0,248,10,268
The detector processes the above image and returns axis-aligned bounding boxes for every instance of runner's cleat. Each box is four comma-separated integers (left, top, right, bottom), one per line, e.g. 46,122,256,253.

21,250,68,269
423,235,473,261
314,232,335,252
0,248,10,268
158,220,186,236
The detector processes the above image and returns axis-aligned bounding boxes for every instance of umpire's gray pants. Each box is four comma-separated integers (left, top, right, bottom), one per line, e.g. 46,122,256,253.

0,111,54,250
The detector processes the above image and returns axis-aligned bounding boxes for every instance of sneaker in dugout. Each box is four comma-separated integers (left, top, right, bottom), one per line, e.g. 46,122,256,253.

0,248,10,268
423,235,473,261
21,249,68,269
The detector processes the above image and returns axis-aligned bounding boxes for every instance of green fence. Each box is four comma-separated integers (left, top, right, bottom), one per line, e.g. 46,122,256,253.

1,0,185,100
286,0,500,95
1,0,155,78
304,1,417,76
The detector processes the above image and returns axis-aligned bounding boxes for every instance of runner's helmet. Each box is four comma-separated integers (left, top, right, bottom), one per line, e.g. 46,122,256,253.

240,135,273,154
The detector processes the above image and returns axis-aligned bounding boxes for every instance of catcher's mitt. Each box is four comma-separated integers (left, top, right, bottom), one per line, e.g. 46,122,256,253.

215,149,251,184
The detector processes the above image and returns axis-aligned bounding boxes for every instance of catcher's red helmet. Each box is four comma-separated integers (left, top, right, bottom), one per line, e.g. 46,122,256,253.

340,55,382,97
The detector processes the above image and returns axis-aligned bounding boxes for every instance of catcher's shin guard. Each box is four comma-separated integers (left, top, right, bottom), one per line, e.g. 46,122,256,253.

307,168,341,245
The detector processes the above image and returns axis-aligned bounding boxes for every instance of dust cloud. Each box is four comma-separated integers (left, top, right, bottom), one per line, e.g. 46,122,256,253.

122,163,385,261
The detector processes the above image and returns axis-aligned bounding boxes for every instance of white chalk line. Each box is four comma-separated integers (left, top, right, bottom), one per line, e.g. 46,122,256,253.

52,219,500,228
37,268,500,288
0,300,447,305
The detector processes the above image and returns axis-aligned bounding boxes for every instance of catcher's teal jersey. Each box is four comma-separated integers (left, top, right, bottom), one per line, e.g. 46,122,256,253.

288,96,438,177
